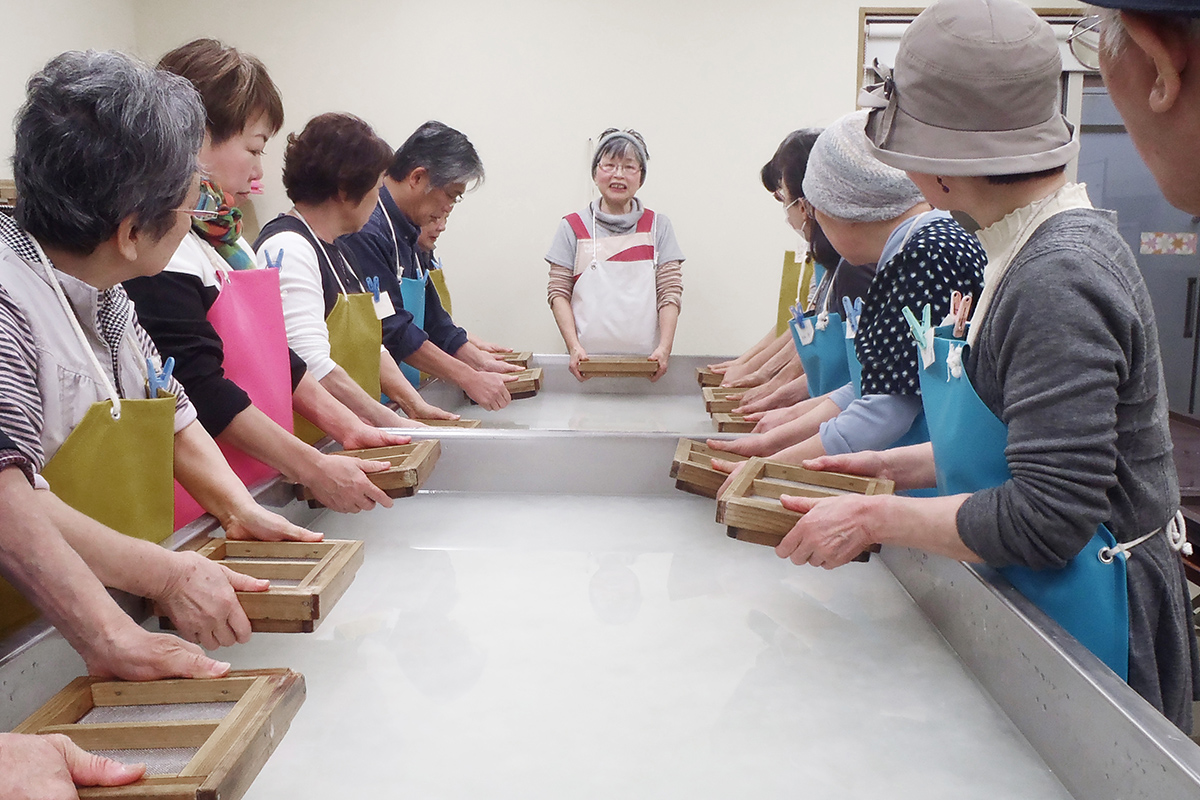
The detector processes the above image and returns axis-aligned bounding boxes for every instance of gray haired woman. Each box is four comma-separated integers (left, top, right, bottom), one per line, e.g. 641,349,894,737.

0,50,317,652
546,128,685,381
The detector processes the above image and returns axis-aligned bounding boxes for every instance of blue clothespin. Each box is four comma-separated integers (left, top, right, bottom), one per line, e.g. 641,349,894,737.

264,248,284,270
365,276,381,302
147,356,175,398
842,296,863,333
901,304,932,348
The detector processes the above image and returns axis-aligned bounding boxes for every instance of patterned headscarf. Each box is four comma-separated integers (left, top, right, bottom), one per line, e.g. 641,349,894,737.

191,180,254,269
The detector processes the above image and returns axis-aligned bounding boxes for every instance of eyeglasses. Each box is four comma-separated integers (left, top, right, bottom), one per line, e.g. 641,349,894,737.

1067,15,1101,71
597,162,642,176
176,207,221,222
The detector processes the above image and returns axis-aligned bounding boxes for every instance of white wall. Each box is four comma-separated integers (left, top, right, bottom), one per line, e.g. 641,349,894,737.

9,0,1084,356
0,0,138,169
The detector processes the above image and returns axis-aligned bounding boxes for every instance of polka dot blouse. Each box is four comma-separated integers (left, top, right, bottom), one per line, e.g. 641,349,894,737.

856,217,986,396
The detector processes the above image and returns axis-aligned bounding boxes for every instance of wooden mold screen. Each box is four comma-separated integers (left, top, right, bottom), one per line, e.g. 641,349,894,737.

13,669,305,800
711,412,756,433
494,351,533,368
702,386,745,414
669,438,750,498
696,366,722,387
577,356,659,378
295,439,440,505
156,539,365,633
410,418,482,428
505,367,543,399
717,457,894,559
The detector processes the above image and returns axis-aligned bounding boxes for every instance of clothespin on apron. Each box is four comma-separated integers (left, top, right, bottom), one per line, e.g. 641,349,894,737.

365,276,382,303
263,248,284,270
842,296,863,338
146,356,175,399
902,304,936,369
953,293,973,340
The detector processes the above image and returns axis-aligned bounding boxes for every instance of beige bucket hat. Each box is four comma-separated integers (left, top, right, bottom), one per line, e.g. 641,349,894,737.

863,0,1078,176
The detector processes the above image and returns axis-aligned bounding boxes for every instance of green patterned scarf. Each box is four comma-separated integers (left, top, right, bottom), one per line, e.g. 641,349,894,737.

192,180,254,270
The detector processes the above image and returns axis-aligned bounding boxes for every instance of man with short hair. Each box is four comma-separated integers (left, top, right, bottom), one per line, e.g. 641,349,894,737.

1091,1,1200,213
340,121,520,411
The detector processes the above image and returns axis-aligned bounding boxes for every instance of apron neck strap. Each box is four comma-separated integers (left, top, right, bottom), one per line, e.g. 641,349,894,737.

28,234,123,418
378,197,422,279
292,208,352,297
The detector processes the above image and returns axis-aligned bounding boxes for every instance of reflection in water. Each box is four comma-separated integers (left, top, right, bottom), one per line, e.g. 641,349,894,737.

589,554,642,625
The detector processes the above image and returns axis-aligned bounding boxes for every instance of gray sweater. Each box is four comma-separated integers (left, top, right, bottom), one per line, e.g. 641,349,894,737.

959,208,1197,728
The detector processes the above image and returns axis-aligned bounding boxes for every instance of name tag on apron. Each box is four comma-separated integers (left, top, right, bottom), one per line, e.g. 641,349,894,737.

373,292,395,320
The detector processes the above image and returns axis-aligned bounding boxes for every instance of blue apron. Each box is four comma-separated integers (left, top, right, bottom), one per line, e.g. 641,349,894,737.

789,311,851,398
398,270,428,388
918,323,1129,678
843,296,930,450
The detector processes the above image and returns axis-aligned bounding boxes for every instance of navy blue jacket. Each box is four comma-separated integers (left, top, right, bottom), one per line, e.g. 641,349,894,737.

338,188,467,363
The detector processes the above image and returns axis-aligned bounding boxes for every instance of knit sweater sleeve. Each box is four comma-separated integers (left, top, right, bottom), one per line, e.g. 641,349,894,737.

957,235,1136,568
655,260,682,310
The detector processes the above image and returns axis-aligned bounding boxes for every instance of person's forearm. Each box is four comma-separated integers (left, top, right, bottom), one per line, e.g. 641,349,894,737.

173,420,261,525
291,372,374,445
216,405,323,484
550,296,583,353
379,354,424,411
761,399,843,458
657,304,679,353
320,365,403,428
404,340,481,388
455,341,496,370
0,470,146,658
870,493,978,561
760,337,798,378
883,442,938,490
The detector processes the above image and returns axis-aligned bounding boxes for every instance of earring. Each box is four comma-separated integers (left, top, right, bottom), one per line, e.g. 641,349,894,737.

936,176,950,194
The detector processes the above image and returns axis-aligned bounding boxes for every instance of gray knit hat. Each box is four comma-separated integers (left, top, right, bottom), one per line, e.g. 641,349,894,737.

863,0,1078,176
802,111,924,222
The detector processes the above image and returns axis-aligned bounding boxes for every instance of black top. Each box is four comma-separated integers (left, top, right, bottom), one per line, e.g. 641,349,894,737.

124,245,307,437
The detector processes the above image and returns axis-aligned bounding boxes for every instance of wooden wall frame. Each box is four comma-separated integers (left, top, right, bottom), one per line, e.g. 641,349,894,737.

702,387,745,414
295,440,440,506
157,539,364,633
670,438,749,498
717,457,893,557
711,412,756,433
13,669,304,800
696,366,722,387
578,356,659,378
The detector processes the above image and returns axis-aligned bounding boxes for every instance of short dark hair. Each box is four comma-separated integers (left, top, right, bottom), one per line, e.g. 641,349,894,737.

387,121,484,189
158,39,283,143
14,50,205,254
761,129,822,200
282,113,393,205
984,164,1067,185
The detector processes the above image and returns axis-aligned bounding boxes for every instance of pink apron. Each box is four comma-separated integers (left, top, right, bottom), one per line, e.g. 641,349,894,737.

173,238,294,530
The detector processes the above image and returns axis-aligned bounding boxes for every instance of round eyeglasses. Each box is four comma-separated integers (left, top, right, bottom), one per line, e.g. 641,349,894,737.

1068,15,1101,72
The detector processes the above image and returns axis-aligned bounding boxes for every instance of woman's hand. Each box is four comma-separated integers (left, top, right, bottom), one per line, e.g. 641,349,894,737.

155,551,266,649
467,333,512,354
569,346,590,382
82,624,232,681
222,502,323,543
296,454,394,514
339,426,414,450
706,435,773,459
775,494,880,568
0,732,146,800
648,346,670,382
748,406,801,433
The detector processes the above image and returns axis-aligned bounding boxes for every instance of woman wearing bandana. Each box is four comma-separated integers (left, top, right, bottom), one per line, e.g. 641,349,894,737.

124,39,418,526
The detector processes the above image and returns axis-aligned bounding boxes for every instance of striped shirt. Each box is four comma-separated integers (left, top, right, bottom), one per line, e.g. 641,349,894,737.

0,215,194,470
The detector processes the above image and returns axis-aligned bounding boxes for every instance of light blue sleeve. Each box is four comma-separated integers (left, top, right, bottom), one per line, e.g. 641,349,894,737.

819,394,923,455
826,383,856,411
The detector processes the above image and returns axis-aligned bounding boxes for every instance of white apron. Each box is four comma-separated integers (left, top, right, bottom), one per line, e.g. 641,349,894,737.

567,207,658,355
